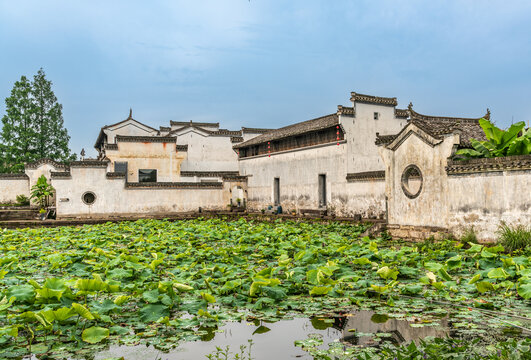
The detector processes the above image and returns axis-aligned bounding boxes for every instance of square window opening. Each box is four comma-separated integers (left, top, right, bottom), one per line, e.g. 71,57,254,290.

139,169,157,183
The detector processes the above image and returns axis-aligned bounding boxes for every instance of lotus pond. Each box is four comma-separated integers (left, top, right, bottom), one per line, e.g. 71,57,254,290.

0,218,530,359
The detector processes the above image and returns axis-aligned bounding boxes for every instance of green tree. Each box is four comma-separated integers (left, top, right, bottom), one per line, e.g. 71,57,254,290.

0,76,37,173
0,68,75,173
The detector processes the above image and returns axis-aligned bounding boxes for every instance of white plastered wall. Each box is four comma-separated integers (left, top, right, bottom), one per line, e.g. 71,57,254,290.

447,170,531,242
177,129,239,172
52,166,230,218
0,178,30,203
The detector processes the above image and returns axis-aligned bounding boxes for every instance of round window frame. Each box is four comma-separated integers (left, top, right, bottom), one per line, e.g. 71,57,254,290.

401,165,423,199
82,191,97,205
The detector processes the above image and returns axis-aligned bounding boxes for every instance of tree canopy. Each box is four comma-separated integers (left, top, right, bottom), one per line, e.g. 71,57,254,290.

0,69,75,173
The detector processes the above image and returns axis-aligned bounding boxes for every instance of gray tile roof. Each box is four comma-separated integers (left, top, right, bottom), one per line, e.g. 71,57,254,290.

350,92,398,106
376,104,489,147
233,113,339,149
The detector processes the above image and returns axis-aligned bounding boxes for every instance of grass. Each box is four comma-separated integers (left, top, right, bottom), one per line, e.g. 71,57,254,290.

497,222,531,252
461,227,478,244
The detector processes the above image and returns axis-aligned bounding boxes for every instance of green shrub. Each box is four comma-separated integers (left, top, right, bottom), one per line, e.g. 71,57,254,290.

15,194,30,206
497,222,531,252
461,227,478,244
454,118,530,159
30,175,54,209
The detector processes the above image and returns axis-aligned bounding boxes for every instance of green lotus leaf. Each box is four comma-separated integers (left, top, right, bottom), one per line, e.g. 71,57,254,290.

201,292,216,303
309,286,332,296
82,326,109,344
143,289,162,304
71,303,95,320
40,307,74,323
377,266,399,280
487,268,510,280
476,281,495,293
517,282,531,300
113,295,130,306
468,273,482,284
43,278,68,291
437,268,452,282
173,282,194,292
36,288,63,301
352,257,372,266
446,255,462,270
252,325,271,335
7,285,35,303
139,304,169,323
401,284,423,295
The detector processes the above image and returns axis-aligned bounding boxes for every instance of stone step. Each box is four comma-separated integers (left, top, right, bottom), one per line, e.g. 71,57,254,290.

0,208,40,221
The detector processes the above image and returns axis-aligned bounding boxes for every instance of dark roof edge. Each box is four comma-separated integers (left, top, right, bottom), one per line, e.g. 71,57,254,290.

115,135,176,143
350,92,398,106
0,173,29,179
346,170,385,182
233,113,339,149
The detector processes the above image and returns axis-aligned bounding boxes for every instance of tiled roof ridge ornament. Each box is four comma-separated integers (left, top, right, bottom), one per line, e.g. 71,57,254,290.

484,108,491,120
408,102,414,111
127,108,133,120
350,92,398,106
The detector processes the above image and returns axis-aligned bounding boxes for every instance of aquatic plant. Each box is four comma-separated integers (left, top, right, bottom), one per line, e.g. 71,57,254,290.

455,118,531,159
0,219,529,358
497,222,531,252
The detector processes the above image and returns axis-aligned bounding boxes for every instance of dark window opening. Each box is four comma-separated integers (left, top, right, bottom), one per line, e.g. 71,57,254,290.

115,161,128,174
374,112,379,120
238,126,344,159
139,169,157,183
82,191,96,205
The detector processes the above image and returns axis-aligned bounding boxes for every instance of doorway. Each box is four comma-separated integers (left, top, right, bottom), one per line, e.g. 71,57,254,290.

274,178,280,205
318,174,326,208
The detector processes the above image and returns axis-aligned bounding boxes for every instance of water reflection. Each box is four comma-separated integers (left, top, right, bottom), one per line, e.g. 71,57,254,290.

94,310,449,360
333,311,449,346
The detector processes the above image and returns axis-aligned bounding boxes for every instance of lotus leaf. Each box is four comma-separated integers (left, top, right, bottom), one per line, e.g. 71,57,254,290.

82,326,109,344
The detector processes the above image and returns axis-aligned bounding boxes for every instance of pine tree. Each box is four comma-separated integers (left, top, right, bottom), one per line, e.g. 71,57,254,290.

0,76,37,173
0,69,75,173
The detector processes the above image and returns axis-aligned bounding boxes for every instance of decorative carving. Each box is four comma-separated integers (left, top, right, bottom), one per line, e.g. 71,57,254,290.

25,158,67,170
337,105,355,116
346,171,385,182
350,92,398,106
394,108,409,118
70,160,109,168
401,165,423,199
115,135,176,143
446,155,531,174
106,172,126,178
126,182,223,189
180,171,240,178
0,173,28,179
50,172,71,178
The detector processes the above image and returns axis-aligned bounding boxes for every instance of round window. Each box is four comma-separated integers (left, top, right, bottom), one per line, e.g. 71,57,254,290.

82,191,96,205
401,165,423,199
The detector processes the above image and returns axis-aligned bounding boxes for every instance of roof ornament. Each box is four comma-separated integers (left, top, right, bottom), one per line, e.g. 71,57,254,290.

127,108,133,120
80,148,86,161
408,102,414,111
484,108,491,120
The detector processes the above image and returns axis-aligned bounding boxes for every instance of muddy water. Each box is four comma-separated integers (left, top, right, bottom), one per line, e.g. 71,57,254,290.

94,311,449,360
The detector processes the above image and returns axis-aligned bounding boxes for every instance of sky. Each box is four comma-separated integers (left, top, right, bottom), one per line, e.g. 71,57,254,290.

1,0,530,157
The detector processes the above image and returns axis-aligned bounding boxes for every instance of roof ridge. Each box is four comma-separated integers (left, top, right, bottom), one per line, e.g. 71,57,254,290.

234,113,339,149
350,92,398,106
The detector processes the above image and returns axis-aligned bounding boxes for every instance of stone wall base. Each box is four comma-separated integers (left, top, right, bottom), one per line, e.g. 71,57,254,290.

387,224,451,241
